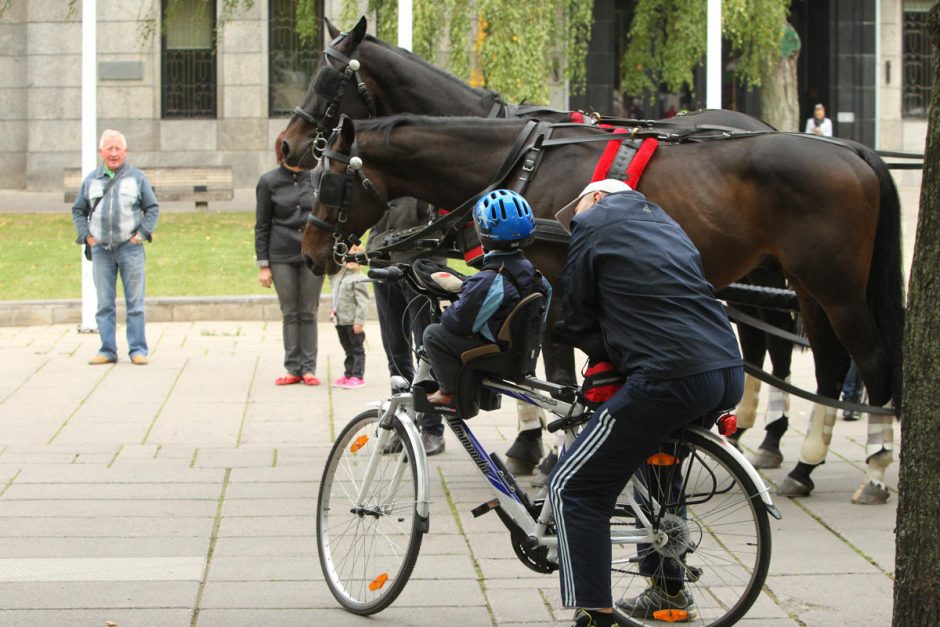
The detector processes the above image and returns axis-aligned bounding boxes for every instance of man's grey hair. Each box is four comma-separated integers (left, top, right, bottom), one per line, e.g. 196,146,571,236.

99,129,127,150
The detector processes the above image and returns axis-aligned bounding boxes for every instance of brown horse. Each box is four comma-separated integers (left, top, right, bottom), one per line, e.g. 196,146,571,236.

287,18,903,500
301,115,903,459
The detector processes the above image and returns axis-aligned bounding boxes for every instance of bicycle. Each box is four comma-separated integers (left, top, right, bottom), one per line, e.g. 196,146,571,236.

316,261,780,626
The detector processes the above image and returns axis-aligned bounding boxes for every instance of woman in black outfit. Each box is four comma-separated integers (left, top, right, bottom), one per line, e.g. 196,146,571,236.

255,131,325,386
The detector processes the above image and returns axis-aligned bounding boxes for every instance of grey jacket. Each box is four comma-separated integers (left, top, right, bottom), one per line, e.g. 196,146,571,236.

71,164,159,247
331,266,371,326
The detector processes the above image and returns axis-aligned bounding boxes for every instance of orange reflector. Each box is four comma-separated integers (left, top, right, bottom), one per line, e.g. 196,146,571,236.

350,435,369,453
368,572,389,591
647,452,679,466
652,609,689,622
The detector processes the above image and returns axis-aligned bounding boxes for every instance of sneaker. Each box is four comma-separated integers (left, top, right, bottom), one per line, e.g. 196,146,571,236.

332,376,350,387
344,377,365,388
421,432,445,456
616,581,696,621
570,608,616,627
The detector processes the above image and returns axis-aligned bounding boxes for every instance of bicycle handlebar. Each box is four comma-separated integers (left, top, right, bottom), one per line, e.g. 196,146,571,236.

367,266,405,283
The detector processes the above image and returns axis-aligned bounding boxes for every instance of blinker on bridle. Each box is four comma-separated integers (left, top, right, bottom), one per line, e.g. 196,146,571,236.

292,31,376,159
306,137,391,265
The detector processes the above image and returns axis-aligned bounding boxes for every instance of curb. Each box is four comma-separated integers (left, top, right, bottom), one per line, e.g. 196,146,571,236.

0,295,342,327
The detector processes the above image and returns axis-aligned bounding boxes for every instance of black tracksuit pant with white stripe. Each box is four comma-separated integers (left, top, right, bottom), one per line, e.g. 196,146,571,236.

548,365,743,609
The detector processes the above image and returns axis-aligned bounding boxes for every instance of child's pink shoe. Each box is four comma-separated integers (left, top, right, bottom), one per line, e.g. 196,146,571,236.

332,376,350,387
344,377,365,388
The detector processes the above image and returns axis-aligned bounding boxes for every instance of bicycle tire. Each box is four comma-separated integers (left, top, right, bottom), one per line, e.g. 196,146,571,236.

317,409,425,614
611,428,772,626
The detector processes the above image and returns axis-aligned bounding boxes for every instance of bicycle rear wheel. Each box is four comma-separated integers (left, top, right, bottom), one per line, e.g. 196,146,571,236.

611,428,772,627
317,409,424,614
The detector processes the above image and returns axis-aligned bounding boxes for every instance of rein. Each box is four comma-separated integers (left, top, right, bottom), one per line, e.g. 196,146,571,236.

307,119,541,265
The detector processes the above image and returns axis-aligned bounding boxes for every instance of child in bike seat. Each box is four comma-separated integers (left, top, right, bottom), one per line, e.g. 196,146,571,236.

423,189,551,406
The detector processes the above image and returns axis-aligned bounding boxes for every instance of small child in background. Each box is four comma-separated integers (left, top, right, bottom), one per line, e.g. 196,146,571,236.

331,246,371,389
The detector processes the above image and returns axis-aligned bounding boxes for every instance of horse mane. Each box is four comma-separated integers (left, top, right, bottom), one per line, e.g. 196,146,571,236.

363,34,503,104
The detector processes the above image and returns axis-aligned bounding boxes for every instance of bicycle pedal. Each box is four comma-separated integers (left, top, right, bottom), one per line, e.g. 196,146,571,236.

471,499,499,518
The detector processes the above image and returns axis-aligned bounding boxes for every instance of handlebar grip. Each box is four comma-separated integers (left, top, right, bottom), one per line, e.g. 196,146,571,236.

367,266,405,282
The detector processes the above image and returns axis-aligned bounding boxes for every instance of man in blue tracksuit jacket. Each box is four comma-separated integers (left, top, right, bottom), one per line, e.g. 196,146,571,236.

549,179,744,627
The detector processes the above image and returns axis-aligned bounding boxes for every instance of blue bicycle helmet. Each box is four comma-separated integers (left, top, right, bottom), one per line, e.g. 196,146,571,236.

473,189,536,250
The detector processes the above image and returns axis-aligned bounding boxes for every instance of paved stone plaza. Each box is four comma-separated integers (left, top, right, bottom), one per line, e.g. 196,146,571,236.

0,319,899,626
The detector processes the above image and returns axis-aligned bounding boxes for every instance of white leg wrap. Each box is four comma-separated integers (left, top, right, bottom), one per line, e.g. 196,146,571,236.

765,380,790,424
865,413,895,463
516,399,545,433
799,403,836,465
865,449,892,487
736,375,761,429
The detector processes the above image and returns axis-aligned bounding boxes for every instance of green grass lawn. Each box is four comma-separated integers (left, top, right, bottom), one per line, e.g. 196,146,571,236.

0,212,474,301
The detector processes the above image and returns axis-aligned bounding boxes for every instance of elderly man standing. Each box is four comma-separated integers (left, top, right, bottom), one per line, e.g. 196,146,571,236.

71,129,160,365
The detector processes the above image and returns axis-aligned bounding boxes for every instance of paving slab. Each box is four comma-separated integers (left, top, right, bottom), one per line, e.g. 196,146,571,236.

0,318,902,625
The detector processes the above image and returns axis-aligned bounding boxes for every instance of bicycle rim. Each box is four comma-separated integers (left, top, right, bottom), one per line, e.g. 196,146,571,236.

611,429,772,627
317,409,424,614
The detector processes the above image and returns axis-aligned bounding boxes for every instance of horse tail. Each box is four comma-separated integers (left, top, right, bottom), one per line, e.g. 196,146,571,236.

851,142,905,413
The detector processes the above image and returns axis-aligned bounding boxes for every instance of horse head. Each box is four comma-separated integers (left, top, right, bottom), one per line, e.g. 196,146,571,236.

283,16,371,168
301,115,391,275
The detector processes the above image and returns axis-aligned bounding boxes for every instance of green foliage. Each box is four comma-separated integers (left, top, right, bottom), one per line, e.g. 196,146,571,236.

295,0,321,46
622,0,789,100
334,0,593,103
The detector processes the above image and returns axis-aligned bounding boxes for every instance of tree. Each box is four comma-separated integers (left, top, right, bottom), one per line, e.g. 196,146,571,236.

893,3,940,625
621,0,793,118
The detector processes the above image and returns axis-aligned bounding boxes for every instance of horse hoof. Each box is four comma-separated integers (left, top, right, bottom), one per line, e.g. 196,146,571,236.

851,481,890,505
505,433,543,467
749,447,783,469
504,456,536,476
777,476,813,497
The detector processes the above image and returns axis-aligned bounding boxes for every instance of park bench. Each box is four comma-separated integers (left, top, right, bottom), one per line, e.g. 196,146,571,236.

64,166,234,210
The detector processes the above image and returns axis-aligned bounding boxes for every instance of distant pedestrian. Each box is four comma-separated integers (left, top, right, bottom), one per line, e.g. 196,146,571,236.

330,246,370,389
805,103,833,137
71,129,159,366
255,131,325,386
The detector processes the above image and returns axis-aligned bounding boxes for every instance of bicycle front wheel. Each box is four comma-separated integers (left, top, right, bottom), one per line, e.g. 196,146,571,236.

611,428,772,627
317,409,425,614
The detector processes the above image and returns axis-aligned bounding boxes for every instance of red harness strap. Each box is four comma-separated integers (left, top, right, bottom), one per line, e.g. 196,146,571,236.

591,128,629,182
624,138,659,189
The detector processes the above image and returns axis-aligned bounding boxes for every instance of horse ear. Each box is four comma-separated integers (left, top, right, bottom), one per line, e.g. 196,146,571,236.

349,16,368,46
325,17,340,39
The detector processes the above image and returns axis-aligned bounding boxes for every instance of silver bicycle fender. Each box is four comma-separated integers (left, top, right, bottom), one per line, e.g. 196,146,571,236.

691,426,783,520
393,409,431,521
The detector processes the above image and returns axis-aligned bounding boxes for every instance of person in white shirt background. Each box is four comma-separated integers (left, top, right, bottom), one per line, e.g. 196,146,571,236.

805,103,833,137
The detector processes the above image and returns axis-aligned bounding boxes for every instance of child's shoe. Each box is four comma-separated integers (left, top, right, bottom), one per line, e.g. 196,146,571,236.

344,377,365,388
332,376,350,387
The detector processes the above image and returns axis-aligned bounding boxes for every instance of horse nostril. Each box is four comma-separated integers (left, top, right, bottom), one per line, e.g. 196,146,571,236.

281,140,291,159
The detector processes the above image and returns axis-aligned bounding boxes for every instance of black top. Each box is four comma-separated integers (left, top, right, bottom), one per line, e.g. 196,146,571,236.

255,166,316,265
365,197,442,265
563,190,742,380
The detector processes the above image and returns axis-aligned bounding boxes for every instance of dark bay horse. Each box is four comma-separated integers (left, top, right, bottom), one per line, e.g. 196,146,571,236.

285,18,902,502
302,116,903,498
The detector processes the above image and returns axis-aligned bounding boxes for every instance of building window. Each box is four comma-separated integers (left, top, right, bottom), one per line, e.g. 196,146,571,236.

269,0,323,117
161,0,217,118
903,1,933,118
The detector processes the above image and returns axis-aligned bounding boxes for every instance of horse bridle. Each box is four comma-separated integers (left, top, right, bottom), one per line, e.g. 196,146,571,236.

307,137,391,265
292,32,377,159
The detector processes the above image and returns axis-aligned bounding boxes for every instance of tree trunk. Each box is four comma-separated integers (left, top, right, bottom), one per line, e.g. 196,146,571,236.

759,22,800,132
893,4,940,625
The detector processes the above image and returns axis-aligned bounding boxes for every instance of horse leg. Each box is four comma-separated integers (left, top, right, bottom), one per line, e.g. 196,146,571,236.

504,337,577,476
778,299,850,497
729,314,766,446
748,306,797,469
850,412,894,504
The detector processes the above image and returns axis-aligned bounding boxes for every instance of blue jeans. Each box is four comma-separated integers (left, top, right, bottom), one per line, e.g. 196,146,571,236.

91,240,147,359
